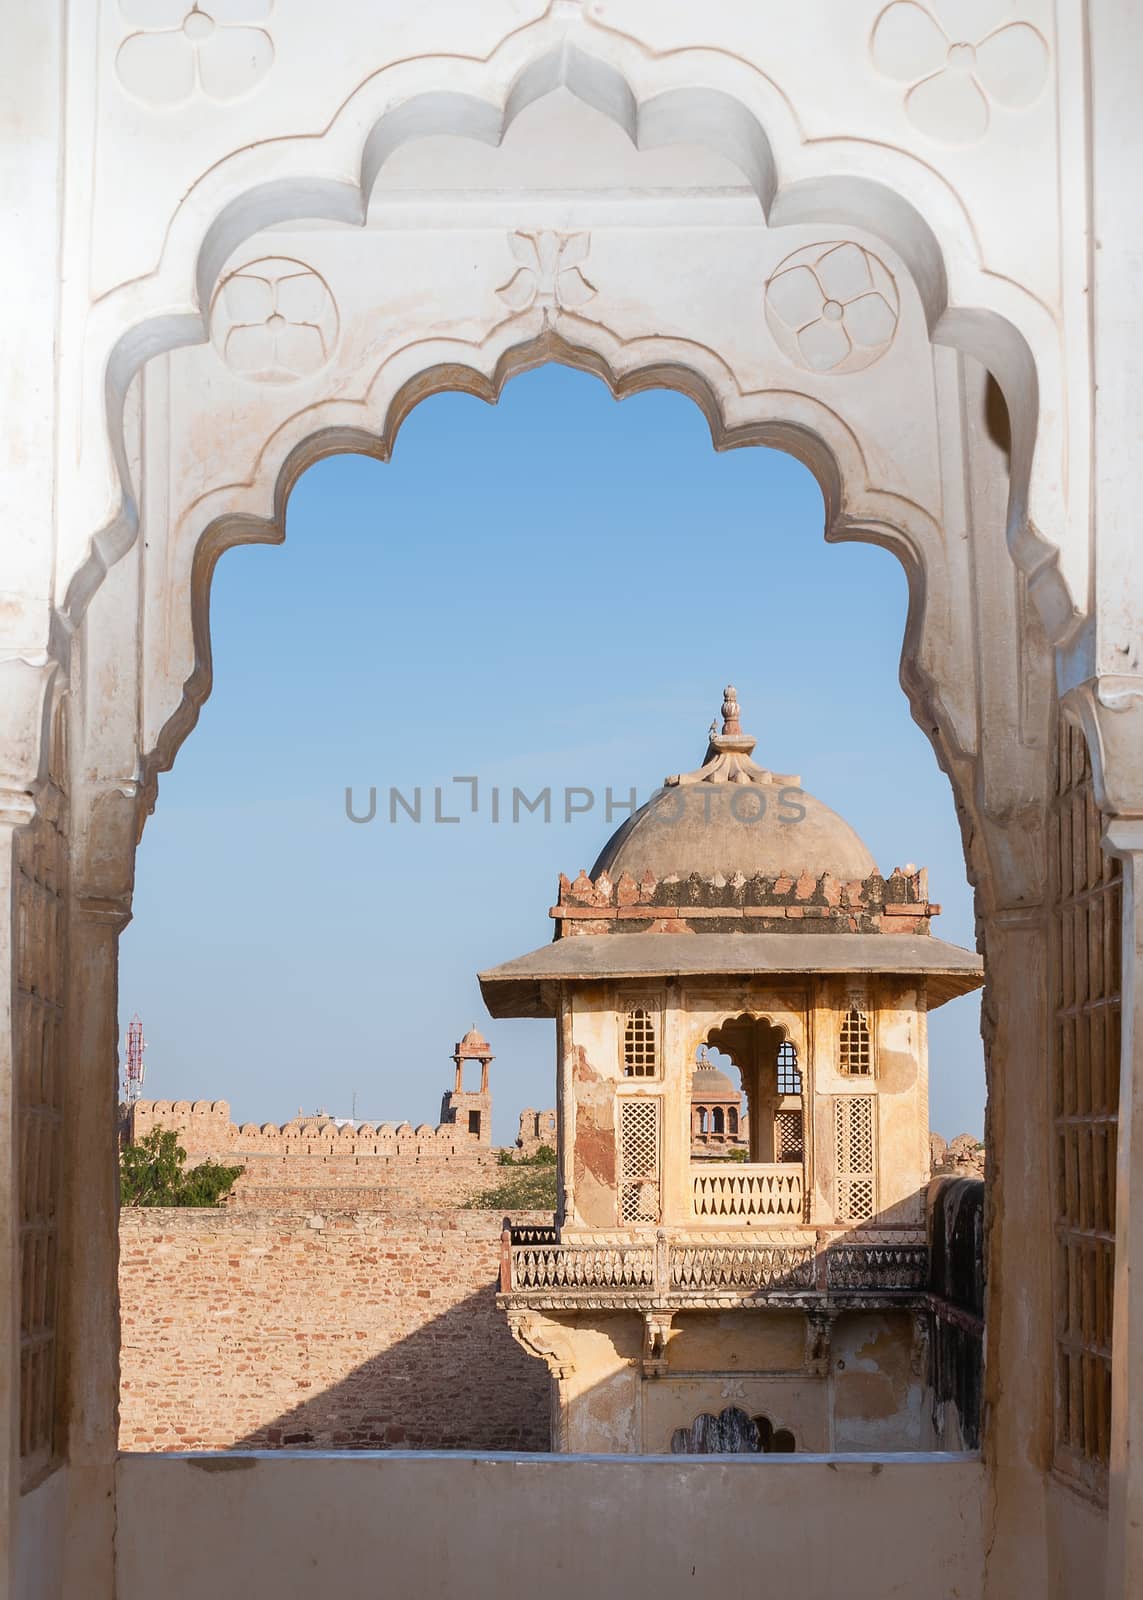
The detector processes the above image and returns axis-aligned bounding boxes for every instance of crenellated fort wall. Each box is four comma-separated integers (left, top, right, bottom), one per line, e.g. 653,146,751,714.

125,1098,500,1208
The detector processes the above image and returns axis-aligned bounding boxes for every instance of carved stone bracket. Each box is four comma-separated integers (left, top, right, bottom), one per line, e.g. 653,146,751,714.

1063,677,1143,821
76,893,133,936
506,1310,576,1380
641,1311,675,1378
805,1307,835,1377
911,1308,931,1380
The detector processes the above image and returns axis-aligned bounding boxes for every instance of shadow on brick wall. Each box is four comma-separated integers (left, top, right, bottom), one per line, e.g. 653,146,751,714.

228,1282,550,1453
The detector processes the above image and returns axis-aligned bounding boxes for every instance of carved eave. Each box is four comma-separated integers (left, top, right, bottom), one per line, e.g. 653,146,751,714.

498,1290,930,1314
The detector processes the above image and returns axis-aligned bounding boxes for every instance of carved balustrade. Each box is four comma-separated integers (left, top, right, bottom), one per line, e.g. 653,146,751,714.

500,1224,928,1308
508,1239,655,1293
691,1162,804,1221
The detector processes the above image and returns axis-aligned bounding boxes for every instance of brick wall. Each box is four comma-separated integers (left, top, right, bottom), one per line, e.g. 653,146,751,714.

119,1208,551,1452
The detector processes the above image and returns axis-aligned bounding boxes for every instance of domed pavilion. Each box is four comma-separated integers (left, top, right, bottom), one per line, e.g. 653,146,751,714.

690,1047,749,1154
480,688,984,1456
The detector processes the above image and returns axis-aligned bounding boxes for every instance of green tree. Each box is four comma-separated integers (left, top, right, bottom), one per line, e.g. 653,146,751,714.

120,1127,244,1208
464,1145,557,1210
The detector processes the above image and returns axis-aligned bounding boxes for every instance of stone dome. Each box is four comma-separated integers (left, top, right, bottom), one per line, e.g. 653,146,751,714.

690,1063,740,1101
591,687,878,884
454,1026,492,1057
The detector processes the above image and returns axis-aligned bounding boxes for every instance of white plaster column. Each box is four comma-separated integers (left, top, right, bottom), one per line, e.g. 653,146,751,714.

939,295,1055,1600
0,802,37,1598
556,993,573,1229
0,665,65,1600
57,891,129,1600
979,912,1052,1600
659,991,690,1229
0,9,65,1580
53,497,144,1597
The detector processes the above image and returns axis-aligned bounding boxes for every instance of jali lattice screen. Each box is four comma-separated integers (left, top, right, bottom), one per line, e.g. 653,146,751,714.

835,1095,875,1223
619,1098,661,1223
1051,714,1121,1488
775,1109,804,1163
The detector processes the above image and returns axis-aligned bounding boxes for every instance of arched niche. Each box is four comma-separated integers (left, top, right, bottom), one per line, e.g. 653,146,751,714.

705,1014,788,1164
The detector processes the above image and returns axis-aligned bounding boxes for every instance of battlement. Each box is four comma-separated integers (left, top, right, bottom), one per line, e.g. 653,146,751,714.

124,1099,502,1210
550,864,938,936
121,1027,513,1208
126,1100,490,1162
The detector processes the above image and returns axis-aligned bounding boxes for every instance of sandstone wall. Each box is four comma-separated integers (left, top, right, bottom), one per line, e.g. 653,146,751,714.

119,1209,550,1452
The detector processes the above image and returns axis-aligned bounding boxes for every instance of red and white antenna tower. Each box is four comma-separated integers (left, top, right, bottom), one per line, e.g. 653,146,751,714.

123,1014,146,1105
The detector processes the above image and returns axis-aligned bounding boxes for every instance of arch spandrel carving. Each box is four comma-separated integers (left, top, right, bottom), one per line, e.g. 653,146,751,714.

88,4,1062,311
65,15,1079,662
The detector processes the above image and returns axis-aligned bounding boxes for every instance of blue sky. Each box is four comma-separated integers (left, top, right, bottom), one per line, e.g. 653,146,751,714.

119,363,985,1143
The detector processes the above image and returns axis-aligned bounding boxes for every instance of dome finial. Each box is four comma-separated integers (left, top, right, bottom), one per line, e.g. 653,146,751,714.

665,684,800,789
721,686,741,737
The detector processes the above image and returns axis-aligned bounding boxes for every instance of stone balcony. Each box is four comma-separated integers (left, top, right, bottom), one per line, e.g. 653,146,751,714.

499,1223,928,1312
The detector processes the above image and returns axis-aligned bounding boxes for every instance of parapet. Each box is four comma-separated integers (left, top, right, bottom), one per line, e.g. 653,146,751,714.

550,865,938,937
125,1098,231,1144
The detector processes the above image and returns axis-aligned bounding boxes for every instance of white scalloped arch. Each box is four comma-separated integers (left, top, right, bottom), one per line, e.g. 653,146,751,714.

72,18,1072,648
136,327,968,862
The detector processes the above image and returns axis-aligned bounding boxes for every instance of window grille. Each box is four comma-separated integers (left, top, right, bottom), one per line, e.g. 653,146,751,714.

619,1098,661,1223
840,1008,872,1075
15,722,67,1484
1051,716,1120,1485
835,1096,875,1222
777,1040,802,1095
775,1109,804,1164
622,1007,657,1077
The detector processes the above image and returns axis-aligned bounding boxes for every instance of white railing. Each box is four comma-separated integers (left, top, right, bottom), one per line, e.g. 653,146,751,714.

691,1163,804,1220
